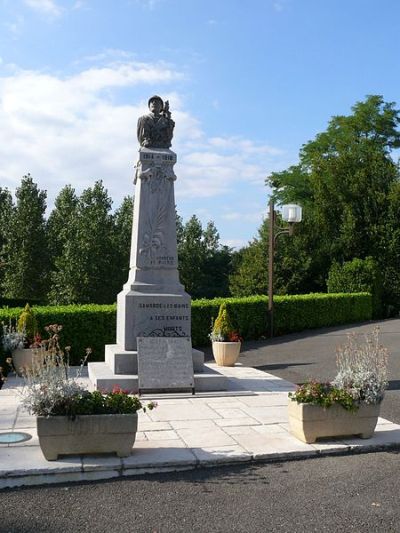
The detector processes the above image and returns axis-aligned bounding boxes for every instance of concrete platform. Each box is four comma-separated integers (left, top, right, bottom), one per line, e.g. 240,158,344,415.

89,361,228,393
1,363,400,490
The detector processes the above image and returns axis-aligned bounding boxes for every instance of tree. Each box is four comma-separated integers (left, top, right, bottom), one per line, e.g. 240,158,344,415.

3,175,49,301
49,181,115,304
177,215,233,299
47,185,78,263
264,95,400,306
229,221,268,297
0,188,13,292
110,195,134,294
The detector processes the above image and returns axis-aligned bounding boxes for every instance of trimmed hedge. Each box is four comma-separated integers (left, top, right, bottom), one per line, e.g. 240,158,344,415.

0,293,372,364
327,257,383,318
192,293,372,345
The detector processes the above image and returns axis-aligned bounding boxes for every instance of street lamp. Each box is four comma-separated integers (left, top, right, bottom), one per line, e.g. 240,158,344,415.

268,200,302,337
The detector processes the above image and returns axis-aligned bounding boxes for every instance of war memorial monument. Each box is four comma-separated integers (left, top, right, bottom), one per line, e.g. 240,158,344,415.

89,96,227,393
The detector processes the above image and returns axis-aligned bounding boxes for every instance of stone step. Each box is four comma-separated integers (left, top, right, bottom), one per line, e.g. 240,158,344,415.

105,344,204,374
88,362,227,393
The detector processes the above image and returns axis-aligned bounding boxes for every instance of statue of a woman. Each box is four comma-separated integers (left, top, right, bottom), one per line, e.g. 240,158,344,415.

137,95,175,149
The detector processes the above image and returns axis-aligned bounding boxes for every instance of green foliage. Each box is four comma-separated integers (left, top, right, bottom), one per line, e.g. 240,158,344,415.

111,196,134,294
211,303,236,340
0,187,13,291
0,294,372,361
51,389,145,417
0,304,115,364
327,257,383,317
229,236,267,297
2,175,49,301
254,95,400,307
178,215,233,299
49,181,116,304
192,293,372,345
289,381,358,412
17,303,38,343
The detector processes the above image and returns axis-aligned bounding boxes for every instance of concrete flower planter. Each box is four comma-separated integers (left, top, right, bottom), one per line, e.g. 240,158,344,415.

212,341,241,367
37,413,138,461
12,348,36,377
288,401,381,444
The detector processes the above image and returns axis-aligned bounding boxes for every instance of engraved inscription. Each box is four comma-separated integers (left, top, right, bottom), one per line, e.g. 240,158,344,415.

137,337,194,390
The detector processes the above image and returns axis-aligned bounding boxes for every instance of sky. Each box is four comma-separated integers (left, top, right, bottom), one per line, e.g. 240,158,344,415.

0,0,399,249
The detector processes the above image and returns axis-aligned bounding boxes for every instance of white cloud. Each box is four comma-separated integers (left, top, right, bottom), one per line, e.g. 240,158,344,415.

0,57,289,243
23,0,63,17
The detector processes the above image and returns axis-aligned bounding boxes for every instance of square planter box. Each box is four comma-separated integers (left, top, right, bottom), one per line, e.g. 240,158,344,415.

288,401,380,444
37,413,138,461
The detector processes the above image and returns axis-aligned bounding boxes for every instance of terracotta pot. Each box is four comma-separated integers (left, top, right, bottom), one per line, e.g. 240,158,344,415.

37,413,138,461
212,341,241,367
288,401,381,443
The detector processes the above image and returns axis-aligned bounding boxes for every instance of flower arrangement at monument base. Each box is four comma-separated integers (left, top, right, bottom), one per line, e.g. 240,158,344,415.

288,328,388,443
209,303,243,367
20,325,156,461
2,304,40,376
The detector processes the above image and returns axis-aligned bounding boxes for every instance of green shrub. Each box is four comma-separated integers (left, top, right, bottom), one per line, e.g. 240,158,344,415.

327,257,383,318
0,293,372,362
17,303,38,343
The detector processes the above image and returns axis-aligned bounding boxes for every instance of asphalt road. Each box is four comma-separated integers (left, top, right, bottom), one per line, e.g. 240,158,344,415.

1,451,400,532
2,319,400,532
232,318,400,425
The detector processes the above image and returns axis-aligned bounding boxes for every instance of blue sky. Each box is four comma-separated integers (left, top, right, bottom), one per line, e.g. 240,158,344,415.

0,0,399,248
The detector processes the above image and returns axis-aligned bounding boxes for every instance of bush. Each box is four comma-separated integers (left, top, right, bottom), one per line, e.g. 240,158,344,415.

192,293,372,345
0,293,372,362
327,257,383,318
0,304,116,365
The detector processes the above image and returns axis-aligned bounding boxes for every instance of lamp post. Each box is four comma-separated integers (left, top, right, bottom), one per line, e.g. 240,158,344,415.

268,200,302,337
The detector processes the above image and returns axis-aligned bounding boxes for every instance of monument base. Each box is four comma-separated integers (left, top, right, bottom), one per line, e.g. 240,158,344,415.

88,343,228,393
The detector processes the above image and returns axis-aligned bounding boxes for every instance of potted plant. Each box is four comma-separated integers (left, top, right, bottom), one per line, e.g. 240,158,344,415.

2,320,27,376
20,325,157,460
288,327,389,443
209,303,243,367
12,303,39,376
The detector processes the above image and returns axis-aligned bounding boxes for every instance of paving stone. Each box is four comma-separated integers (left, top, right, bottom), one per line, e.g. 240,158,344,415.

0,447,82,476
82,455,123,472
170,419,217,430
149,403,221,422
310,440,350,453
123,441,196,469
252,424,289,435
240,405,289,424
221,425,259,436
139,421,172,432
236,393,288,407
145,430,179,441
340,424,400,447
135,432,147,441
176,427,236,447
231,431,315,458
192,445,252,465
0,414,15,430
213,408,249,419
214,417,260,427
14,415,36,429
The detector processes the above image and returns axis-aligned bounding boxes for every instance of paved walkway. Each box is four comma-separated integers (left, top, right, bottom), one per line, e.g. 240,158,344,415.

1,363,400,490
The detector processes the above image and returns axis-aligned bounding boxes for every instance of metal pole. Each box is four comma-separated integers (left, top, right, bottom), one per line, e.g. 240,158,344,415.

268,199,274,338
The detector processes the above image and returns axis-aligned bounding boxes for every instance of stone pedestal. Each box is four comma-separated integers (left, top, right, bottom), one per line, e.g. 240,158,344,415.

89,147,227,393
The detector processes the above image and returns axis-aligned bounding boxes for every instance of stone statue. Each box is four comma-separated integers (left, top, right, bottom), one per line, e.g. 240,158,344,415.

137,95,175,149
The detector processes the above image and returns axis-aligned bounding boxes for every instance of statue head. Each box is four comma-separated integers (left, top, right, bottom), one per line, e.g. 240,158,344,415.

148,95,163,115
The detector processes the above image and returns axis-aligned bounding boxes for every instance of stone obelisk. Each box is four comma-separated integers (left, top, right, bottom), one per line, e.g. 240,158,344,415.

88,96,226,393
